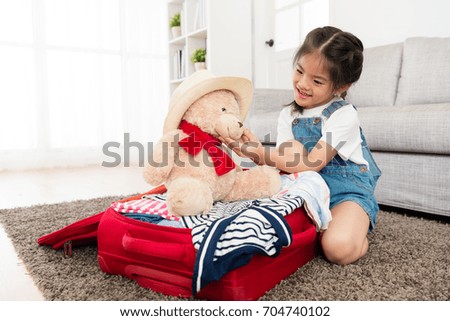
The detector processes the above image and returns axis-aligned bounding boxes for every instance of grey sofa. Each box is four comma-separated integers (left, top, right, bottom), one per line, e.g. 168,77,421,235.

246,37,450,218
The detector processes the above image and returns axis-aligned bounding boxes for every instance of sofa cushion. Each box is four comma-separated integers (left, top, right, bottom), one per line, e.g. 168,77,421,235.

358,103,450,155
246,88,293,144
347,42,403,107
395,37,450,106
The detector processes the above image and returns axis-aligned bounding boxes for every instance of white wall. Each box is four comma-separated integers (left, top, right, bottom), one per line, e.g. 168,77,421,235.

252,0,450,87
329,0,450,48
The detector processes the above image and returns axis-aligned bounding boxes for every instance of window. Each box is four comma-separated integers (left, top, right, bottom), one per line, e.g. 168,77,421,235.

0,0,168,169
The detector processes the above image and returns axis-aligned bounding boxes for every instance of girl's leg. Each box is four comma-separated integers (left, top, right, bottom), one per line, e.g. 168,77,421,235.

320,201,370,265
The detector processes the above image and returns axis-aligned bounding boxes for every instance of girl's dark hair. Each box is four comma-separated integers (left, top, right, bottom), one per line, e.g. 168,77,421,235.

289,26,364,113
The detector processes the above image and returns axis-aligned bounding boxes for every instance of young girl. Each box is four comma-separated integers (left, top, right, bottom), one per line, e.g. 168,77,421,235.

225,26,381,265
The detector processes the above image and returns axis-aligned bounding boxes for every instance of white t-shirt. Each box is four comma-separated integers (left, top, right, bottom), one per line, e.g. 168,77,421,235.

276,98,368,166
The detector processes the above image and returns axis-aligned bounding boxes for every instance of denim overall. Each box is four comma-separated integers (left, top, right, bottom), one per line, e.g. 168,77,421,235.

292,100,382,231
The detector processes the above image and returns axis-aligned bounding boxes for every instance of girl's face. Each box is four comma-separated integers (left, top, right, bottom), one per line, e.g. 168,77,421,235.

292,52,336,109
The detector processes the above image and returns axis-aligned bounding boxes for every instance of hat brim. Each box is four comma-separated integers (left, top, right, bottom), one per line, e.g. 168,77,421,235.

163,76,253,134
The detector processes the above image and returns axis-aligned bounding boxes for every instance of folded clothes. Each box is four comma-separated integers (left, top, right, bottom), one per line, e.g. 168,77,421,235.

110,194,179,221
123,213,165,224
112,171,331,231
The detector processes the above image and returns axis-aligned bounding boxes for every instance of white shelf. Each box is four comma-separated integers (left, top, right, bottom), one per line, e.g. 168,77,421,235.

169,36,186,46
187,27,207,39
170,78,185,85
167,0,252,93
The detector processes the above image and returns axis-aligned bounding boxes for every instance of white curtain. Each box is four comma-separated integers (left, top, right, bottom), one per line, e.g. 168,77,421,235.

0,0,168,170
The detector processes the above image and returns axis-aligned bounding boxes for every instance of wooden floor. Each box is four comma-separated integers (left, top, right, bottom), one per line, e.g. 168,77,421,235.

0,165,150,300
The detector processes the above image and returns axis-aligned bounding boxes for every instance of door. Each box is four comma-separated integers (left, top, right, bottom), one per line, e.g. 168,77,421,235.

253,0,329,89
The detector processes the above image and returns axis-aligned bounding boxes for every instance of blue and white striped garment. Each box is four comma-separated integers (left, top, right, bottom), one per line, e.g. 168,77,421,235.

185,196,303,295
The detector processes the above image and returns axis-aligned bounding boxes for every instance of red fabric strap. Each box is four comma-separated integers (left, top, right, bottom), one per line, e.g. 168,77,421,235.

178,120,236,176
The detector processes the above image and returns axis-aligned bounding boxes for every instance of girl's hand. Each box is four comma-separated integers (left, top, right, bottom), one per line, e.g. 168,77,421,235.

220,128,266,164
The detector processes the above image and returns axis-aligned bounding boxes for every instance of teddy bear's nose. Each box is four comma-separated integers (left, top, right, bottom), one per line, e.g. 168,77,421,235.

238,122,243,128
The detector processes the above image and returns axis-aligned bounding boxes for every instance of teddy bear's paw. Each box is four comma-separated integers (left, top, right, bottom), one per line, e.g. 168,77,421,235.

223,165,281,201
166,178,214,216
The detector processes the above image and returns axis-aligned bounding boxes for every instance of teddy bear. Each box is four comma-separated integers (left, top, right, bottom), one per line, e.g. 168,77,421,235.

143,70,282,217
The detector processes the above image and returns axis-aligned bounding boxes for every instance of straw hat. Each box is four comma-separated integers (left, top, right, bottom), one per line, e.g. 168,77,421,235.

163,70,253,133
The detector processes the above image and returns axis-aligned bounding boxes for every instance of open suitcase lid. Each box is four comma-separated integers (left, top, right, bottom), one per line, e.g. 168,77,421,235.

37,184,167,252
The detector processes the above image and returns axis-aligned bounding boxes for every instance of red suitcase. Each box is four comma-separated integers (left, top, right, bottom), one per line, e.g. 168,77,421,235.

38,185,317,301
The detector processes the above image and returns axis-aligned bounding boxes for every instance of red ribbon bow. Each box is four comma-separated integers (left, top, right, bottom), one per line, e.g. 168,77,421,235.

178,120,236,176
